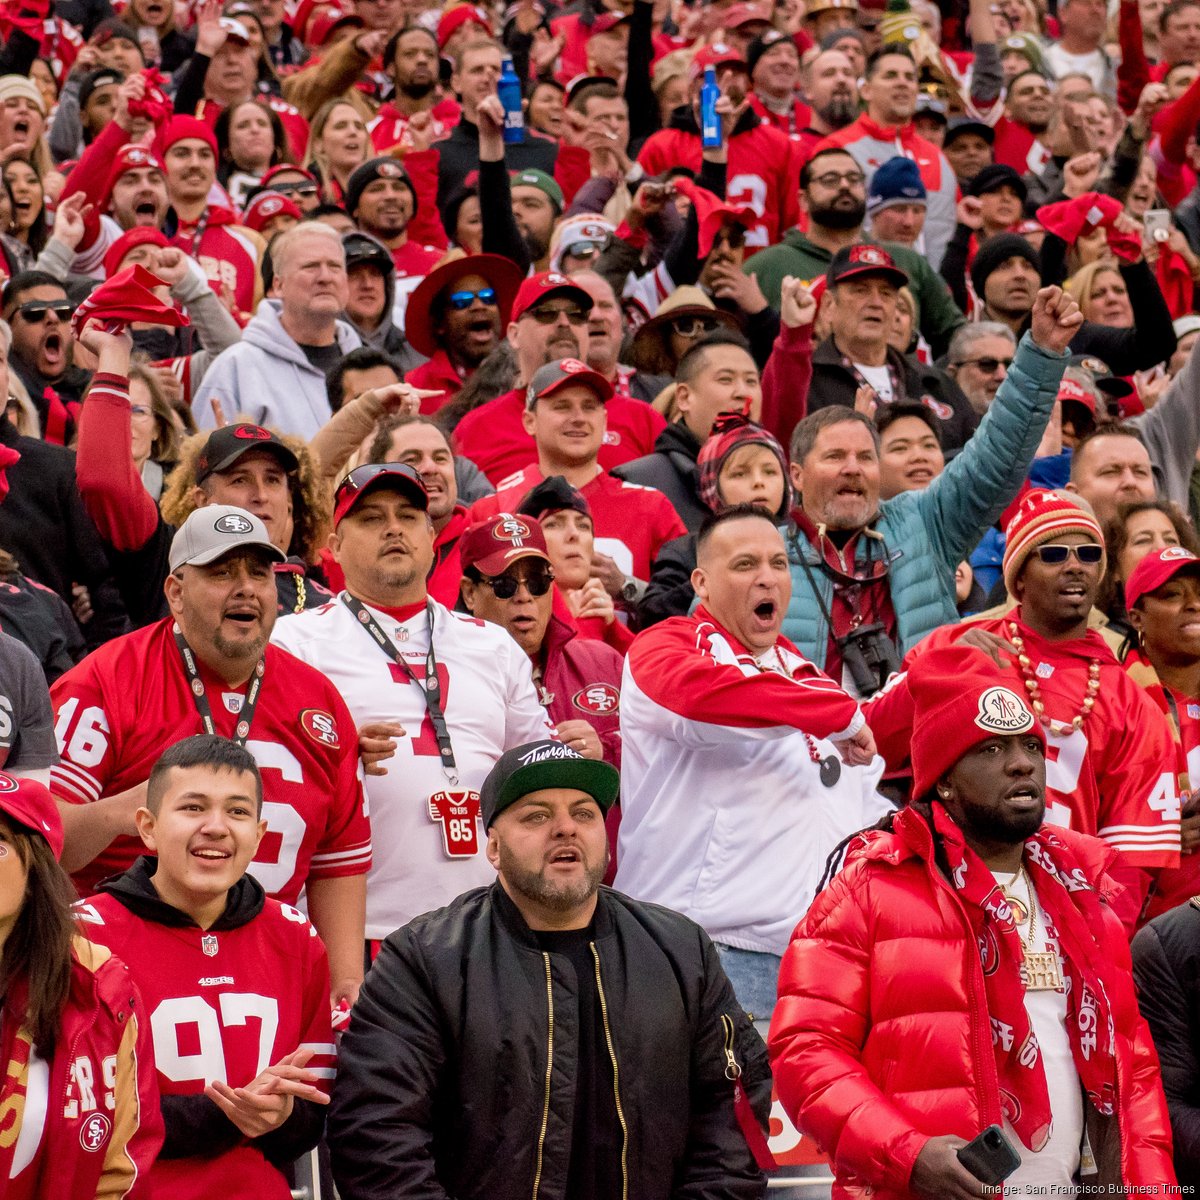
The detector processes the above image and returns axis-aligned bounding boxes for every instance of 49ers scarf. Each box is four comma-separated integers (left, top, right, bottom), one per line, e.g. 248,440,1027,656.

0,994,35,1181
931,804,1119,1151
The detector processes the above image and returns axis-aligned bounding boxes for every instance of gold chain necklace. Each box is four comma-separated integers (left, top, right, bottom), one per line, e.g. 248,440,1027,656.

1008,621,1100,731
1005,864,1065,992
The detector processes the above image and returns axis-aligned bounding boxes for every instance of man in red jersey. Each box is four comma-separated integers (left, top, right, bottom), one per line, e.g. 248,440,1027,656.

78,735,334,1200
452,270,674,485
467,359,686,607
50,505,370,1006
864,489,1180,929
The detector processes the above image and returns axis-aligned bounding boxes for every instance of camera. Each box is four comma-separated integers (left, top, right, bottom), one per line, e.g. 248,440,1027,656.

837,622,902,696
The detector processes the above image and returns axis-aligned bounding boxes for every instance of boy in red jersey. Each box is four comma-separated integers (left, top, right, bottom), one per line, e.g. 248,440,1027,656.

77,734,334,1200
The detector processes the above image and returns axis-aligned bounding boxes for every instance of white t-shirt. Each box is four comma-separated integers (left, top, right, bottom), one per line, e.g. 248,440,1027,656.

992,868,1085,1192
273,596,556,938
853,362,894,404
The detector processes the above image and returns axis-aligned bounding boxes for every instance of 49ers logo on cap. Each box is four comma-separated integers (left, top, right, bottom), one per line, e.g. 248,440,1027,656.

1161,546,1198,562
850,245,887,265
214,513,254,535
376,160,403,177
0,772,17,793
300,708,340,748
80,1113,112,1153
258,196,283,216
975,686,1034,734
493,515,531,544
234,425,271,440
543,272,569,286
124,147,151,165
573,684,619,715
557,358,587,374
921,395,953,421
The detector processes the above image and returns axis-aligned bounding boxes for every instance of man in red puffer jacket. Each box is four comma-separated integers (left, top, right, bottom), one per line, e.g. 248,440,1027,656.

769,643,1174,1198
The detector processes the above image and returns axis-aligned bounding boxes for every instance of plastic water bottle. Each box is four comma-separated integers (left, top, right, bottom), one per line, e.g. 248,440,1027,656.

700,66,721,149
498,57,525,145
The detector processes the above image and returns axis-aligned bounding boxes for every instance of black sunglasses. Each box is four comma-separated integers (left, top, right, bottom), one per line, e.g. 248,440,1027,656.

1034,543,1103,565
271,181,318,197
671,314,721,337
957,356,1013,374
481,568,554,599
526,304,587,326
447,287,497,309
335,462,423,506
17,300,71,323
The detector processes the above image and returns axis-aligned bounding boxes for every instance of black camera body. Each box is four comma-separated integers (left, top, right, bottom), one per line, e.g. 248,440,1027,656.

837,621,903,696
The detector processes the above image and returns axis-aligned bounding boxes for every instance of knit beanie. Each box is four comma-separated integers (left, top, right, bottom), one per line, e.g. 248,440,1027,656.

155,114,218,159
908,644,1045,799
970,233,1040,300
1001,489,1106,597
345,156,414,218
867,156,926,217
0,75,44,116
697,412,792,520
102,225,168,278
102,143,166,210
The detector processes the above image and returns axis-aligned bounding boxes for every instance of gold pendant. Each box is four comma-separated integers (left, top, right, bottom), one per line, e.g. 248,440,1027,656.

1003,891,1030,925
1021,948,1064,992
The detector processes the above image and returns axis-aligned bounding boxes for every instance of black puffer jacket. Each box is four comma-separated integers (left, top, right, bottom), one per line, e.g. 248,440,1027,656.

613,421,707,532
1132,897,1200,1188
329,883,771,1200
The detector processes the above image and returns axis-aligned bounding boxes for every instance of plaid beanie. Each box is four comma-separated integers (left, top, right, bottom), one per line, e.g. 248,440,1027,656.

697,412,791,520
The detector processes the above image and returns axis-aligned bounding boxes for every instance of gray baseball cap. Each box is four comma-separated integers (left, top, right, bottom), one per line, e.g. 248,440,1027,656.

169,505,286,572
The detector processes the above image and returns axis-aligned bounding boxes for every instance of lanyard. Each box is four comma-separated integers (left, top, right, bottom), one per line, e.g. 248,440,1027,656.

173,623,264,745
181,206,212,259
341,594,459,784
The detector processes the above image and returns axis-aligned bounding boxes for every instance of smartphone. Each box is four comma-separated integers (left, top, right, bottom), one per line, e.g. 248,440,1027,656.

1144,208,1172,243
956,1125,1021,1185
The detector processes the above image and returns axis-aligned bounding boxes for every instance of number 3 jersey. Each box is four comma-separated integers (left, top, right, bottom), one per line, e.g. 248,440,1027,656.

49,618,371,898
78,865,334,1200
272,597,557,939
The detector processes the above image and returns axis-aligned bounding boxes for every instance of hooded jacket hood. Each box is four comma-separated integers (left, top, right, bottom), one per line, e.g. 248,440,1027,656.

96,854,266,930
342,230,398,352
242,298,361,372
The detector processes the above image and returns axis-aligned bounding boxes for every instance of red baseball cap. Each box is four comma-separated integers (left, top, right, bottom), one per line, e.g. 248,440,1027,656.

307,7,362,45
688,42,748,81
242,190,302,233
0,773,64,860
261,162,318,188
1124,545,1200,611
723,3,773,28
525,358,614,409
459,513,552,576
510,270,593,323
1056,366,1099,416
827,243,909,288
333,463,428,527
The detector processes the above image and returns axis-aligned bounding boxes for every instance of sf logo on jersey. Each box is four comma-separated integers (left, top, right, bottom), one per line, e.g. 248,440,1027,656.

79,1112,112,1152
301,708,341,749
573,684,620,715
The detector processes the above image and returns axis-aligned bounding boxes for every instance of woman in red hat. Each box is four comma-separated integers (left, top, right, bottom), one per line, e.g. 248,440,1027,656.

0,772,162,1198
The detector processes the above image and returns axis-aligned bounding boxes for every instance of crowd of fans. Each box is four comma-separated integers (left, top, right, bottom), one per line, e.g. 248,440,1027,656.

5,0,1200,1190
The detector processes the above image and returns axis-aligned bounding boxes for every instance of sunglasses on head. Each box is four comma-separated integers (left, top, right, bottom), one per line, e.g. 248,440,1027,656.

562,240,600,260
481,567,554,599
526,304,587,326
446,287,497,309
335,462,421,506
1034,543,1103,565
17,300,70,322
671,314,721,338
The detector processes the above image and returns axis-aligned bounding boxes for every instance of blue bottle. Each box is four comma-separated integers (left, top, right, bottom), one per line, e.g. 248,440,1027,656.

498,57,525,145
700,66,721,149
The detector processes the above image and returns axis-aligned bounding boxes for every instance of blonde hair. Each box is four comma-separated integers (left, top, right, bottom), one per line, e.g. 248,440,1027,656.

1064,257,1126,322
0,317,35,437
304,99,366,196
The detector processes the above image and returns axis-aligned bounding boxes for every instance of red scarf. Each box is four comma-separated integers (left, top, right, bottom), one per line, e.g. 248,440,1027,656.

0,987,35,1181
930,804,1118,1151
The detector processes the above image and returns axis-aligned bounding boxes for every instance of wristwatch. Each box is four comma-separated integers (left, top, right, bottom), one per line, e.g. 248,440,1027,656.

620,577,647,606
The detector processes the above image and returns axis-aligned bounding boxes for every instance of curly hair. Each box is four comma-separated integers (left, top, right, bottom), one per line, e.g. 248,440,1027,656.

159,426,331,563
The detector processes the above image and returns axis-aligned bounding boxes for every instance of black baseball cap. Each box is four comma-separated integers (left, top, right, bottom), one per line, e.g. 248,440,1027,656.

480,739,620,827
827,243,908,289
195,424,299,484
944,116,995,146
517,475,592,520
1067,353,1135,399
966,162,1026,202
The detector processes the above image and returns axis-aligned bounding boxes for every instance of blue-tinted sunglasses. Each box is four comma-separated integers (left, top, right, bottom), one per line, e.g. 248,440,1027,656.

447,287,497,309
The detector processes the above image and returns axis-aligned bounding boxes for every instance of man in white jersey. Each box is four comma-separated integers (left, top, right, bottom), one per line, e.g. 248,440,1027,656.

272,463,555,949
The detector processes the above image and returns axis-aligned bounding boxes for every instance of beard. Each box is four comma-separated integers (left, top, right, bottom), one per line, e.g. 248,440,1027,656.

496,841,608,914
815,94,859,130
542,328,581,362
399,78,436,101
212,624,270,663
809,193,866,231
956,792,1045,845
521,227,551,264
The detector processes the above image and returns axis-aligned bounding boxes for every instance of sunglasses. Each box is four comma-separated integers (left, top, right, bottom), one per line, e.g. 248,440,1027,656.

562,240,600,260
957,356,1013,374
17,300,71,322
335,462,422,507
671,314,721,337
271,181,318,197
446,287,497,309
480,568,554,599
525,304,587,326
1034,543,1103,565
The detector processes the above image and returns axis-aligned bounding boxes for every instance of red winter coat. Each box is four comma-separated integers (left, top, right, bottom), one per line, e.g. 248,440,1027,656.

769,809,1175,1198
540,612,623,769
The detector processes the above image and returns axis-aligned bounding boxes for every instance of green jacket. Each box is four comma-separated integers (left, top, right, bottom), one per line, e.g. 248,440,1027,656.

746,231,966,359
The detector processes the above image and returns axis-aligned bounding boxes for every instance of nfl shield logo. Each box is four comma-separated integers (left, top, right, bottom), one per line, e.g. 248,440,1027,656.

201,934,218,957
1035,662,1054,679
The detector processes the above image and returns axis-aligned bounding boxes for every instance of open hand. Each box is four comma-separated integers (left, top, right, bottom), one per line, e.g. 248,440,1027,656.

204,1048,329,1139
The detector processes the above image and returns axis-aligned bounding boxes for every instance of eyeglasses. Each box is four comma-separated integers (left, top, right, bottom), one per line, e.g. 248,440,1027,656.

480,568,554,599
446,287,497,309
525,304,587,326
956,356,1014,374
1033,543,1104,565
16,300,70,322
671,314,721,337
562,241,600,260
812,170,866,189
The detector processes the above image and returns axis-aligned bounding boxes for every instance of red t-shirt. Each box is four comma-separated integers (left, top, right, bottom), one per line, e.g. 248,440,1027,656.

451,387,665,486
466,464,686,582
50,619,370,898
79,890,334,1200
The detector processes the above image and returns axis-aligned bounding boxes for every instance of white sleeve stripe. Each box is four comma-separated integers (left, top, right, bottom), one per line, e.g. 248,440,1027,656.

310,845,373,863
51,764,101,802
1099,823,1182,835
1100,837,1182,851
299,1043,337,1055
54,760,101,790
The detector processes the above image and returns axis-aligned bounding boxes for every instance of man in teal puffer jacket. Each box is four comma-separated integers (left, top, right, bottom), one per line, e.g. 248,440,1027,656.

781,282,1080,695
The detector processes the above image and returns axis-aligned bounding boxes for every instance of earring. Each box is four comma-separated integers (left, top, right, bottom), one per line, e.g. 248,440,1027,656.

938,788,950,799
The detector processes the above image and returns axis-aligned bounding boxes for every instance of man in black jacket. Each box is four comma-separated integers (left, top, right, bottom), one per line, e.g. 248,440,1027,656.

329,739,772,1200
616,330,762,531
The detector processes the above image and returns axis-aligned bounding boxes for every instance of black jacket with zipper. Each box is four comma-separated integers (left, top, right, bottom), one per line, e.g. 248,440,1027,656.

328,882,771,1200
613,421,708,533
